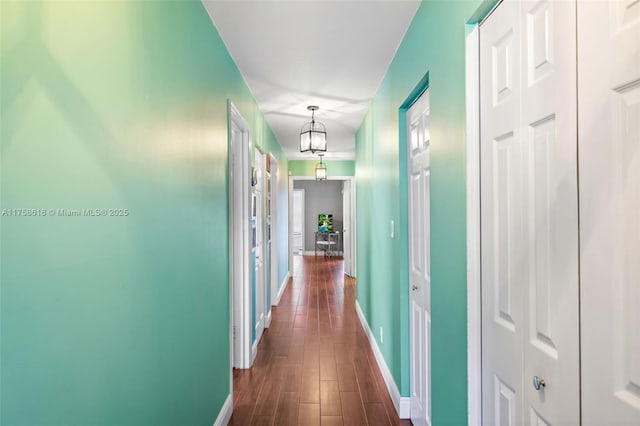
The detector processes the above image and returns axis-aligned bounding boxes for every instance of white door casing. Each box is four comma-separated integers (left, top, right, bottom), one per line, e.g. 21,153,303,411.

343,180,352,276
269,155,279,307
229,101,251,369
578,1,640,424
408,88,431,426
480,1,580,425
292,189,305,255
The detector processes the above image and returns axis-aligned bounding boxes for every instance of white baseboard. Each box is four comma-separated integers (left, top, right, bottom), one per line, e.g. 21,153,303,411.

273,273,290,306
265,310,272,328
355,301,411,419
213,394,232,426
251,339,258,365
303,250,315,256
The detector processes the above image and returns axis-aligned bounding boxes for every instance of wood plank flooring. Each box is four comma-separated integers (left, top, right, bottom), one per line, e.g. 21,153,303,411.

230,256,412,426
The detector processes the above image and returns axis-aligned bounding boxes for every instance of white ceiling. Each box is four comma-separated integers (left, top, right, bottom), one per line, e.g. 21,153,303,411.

203,0,420,161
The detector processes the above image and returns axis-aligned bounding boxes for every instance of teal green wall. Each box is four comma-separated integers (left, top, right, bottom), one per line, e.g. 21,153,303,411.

288,159,355,177
1,1,287,424
355,1,482,424
275,156,290,285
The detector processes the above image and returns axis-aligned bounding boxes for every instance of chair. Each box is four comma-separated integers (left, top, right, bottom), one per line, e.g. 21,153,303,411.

315,231,339,257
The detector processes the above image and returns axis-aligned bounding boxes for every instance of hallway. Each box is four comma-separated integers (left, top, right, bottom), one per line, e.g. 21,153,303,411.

230,256,411,426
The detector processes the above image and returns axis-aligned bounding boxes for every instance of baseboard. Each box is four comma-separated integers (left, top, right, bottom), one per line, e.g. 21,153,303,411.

273,273,290,306
250,339,258,365
265,310,272,328
213,394,232,426
355,301,411,419
303,250,315,256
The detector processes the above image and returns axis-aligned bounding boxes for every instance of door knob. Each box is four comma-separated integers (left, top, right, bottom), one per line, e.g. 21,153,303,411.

412,285,419,291
533,376,546,391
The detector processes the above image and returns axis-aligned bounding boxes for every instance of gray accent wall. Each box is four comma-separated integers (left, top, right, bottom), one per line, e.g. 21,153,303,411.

293,180,343,251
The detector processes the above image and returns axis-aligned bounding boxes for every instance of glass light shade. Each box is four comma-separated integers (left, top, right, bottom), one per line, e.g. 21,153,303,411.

300,124,327,153
315,164,327,180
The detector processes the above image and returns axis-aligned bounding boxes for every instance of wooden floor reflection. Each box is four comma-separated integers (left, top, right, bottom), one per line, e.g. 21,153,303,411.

230,255,412,426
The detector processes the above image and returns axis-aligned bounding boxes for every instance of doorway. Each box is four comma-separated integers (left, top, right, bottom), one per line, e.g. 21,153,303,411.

342,179,355,277
288,175,356,276
228,101,251,369
267,154,279,312
292,188,305,257
405,86,431,426
253,148,267,353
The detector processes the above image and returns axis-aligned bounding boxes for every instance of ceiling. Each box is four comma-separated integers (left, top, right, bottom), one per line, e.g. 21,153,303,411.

202,1,421,161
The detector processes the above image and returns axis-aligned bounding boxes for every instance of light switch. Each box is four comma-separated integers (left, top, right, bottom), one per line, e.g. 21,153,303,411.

390,220,395,239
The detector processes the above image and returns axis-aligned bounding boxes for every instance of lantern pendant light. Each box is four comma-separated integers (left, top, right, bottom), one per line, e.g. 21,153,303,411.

300,106,327,153
315,154,327,180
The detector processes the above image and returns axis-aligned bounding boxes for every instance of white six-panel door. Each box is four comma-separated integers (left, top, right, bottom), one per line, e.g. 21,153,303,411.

480,0,580,424
408,88,431,426
578,1,640,424
480,3,524,421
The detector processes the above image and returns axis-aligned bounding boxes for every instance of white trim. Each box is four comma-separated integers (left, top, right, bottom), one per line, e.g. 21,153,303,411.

251,339,258,365
213,394,233,426
355,301,411,419
288,177,293,282
268,154,279,312
265,310,272,328
303,250,316,256
273,272,290,306
228,100,252,370
465,24,482,426
291,175,355,181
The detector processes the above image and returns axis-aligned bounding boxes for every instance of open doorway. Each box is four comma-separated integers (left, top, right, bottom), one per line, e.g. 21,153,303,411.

252,148,267,356
402,82,431,426
288,175,356,277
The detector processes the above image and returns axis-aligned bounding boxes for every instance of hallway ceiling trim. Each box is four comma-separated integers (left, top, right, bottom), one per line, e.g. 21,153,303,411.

202,0,421,160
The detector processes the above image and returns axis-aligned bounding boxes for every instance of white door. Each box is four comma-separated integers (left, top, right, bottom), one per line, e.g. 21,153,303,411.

578,1,640,424
342,180,352,276
408,88,431,426
292,189,305,255
254,150,266,343
480,0,580,424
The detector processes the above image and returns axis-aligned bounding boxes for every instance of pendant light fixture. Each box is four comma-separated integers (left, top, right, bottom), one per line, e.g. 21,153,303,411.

300,105,327,153
315,154,327,180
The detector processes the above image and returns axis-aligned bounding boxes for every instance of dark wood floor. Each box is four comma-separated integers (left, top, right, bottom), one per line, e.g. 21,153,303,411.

229,255,412,426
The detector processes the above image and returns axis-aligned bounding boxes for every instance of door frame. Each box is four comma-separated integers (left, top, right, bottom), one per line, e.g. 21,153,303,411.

465,23,482,426
288,175,356,268
342,179,355,277
292,188,305,256
228,100,252,370
400,71,431,425
268,153,279,311
253,146,267,352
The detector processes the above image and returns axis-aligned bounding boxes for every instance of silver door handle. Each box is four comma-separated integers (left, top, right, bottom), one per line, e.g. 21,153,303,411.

412,285,419,291
533,376,546,391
